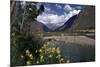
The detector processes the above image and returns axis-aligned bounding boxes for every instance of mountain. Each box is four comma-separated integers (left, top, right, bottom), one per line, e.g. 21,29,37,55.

43,24,53,32
29,20,44,33
21,20,44,33
28,6,95,33
67,6,95,32
42,15,78,32
55,15,77,32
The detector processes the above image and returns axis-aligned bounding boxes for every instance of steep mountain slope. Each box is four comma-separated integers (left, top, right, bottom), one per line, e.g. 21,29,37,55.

42,15,77,32
55,15,77,32
67,6,95,32
29,20,44,33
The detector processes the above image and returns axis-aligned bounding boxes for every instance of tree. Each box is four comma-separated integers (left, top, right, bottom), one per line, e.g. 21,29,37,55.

11,1,45,66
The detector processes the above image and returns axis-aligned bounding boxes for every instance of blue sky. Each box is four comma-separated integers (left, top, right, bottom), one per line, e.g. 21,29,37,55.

36,2,84,30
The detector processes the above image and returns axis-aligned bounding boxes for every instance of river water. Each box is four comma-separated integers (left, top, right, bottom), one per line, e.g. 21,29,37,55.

44,36,95,63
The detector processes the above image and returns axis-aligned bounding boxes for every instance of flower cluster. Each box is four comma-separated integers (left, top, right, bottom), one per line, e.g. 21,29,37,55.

35,43,66,64
20,41,70,65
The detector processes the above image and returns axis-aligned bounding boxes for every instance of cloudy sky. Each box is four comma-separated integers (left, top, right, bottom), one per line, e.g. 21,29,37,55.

36,3,83,30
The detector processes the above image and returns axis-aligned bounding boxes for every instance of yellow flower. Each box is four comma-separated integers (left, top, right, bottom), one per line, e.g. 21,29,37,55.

29,54,32,57
47,48,51,53
56,54,61,58
52,48,55,53
40,55,43,60
42,44,47,49
35,50,38,53
66,60,70,63
12,33,15,36
21,55,24,59
39,49,42,53
29,54,33,59
26,50,30,54
56,47,61,54
60,58,64,63
36,61,39,64
60,58,64,61
26,61,31,65
47,42,50,45
40,55,44,62
48,54,53,58
43,44,47,48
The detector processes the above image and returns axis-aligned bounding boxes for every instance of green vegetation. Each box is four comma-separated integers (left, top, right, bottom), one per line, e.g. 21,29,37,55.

20,42,67,65
11,32,44,66
75,29,95,33
11,32,68,66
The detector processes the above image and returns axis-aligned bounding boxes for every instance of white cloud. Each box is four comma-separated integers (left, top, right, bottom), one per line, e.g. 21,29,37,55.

64,5,73,13
36,3,42,10
67,10,81,18
56,4,62,9
37,13,68,30
64,5,81,14
76,6,82,10
44,7,51,12
36,5,81,30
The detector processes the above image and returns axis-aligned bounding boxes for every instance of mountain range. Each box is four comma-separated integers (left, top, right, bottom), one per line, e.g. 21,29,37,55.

30,6,95,33
67,6,95,32
42,15,77,32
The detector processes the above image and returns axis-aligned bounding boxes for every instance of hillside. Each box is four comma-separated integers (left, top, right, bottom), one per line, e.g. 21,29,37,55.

67,6,95,33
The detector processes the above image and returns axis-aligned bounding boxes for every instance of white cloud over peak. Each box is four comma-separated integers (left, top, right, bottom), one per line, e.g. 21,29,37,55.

37,13,68,30
36,4,81,30
67,10,80,18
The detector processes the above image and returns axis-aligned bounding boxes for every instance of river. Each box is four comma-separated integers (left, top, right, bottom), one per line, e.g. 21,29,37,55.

43,35,95,62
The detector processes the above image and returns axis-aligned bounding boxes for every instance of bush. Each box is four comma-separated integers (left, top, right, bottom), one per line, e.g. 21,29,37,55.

11,32,44,66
